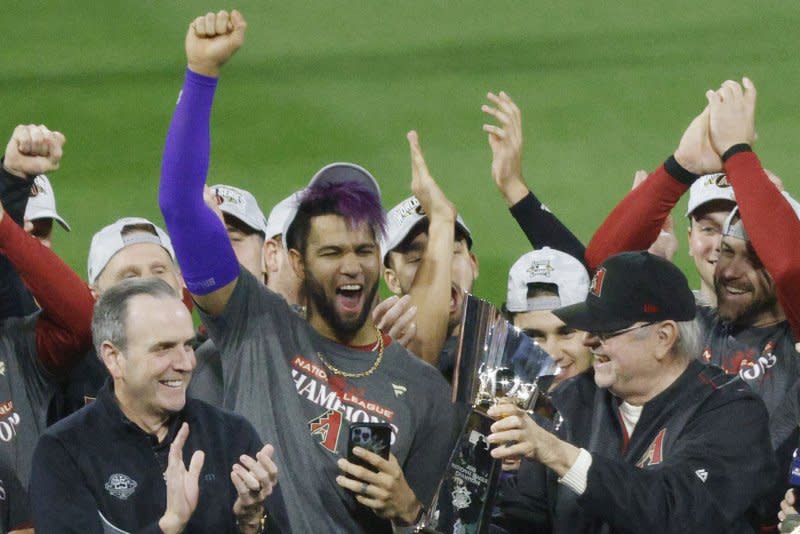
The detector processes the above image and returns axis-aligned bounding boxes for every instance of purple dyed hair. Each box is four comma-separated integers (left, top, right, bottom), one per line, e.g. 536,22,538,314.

286,180,386,253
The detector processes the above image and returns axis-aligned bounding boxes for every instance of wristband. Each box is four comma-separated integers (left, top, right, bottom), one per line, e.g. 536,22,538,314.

664,155,700,186
721,143,752,162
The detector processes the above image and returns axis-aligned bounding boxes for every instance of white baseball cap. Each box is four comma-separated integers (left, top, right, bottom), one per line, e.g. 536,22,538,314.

686,173,736,217
24,175,71,231
723,191,800,241
381,196,472,263
506,247,589,313
209,184,268,235
265,191,302,240
88,217,175,285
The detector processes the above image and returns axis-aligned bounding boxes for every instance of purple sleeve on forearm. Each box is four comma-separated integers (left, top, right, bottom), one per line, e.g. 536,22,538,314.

158,69,239,295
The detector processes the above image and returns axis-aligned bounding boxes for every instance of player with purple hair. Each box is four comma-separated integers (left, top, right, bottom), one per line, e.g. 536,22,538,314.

158,10,454,533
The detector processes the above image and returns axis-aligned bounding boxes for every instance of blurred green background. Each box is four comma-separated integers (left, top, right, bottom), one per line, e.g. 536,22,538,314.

3,1,798,305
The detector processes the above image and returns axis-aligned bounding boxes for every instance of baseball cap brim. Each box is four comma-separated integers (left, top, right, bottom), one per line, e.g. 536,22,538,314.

553,301,635,333
28,210,71,232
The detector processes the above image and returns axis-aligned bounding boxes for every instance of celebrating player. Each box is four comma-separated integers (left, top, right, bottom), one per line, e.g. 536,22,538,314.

158,10,455,532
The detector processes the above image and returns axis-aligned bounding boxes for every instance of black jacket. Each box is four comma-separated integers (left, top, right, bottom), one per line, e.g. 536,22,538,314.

501,361,777,533
30,381,287,533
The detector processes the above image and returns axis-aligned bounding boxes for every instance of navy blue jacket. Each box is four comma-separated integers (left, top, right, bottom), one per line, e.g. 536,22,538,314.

30,381,287,533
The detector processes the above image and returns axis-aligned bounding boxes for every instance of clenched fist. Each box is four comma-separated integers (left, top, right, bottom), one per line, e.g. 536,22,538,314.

3,124,65,178
186,10,247,77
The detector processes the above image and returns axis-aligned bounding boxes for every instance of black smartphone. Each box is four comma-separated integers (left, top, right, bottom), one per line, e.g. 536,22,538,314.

347,422,391,470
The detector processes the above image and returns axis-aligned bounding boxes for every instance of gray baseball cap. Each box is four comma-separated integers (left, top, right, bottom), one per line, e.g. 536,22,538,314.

209,184,268,235
381,195,471,262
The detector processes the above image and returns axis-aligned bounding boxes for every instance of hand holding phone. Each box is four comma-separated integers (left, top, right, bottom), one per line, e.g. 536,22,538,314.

347,422,391,471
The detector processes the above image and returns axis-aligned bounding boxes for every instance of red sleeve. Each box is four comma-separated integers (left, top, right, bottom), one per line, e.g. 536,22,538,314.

0,213,95,374
724,151,800,339
584,164,689,270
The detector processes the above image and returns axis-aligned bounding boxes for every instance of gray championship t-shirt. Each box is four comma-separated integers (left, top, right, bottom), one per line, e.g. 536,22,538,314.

0,314,57,532
201,269,456,533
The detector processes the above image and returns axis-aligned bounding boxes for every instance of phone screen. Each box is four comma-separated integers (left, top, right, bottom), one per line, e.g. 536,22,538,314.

347,422,391,470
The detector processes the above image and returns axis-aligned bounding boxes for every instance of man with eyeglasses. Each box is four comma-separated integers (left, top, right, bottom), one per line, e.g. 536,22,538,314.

486,251,776,533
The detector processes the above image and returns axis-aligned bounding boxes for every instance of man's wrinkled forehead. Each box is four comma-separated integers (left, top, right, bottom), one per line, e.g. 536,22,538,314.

306,214,380,248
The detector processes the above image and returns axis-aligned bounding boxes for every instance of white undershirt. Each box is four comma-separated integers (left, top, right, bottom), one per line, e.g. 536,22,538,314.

618,401,643,437
559,402,643,495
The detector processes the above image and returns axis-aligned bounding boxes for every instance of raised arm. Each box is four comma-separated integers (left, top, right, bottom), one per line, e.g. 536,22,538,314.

584,107,724,270
0,126,94,374
707,78,800,337
400,131,457,364
482,91,587,264
158,10,247,316
0,125,67,319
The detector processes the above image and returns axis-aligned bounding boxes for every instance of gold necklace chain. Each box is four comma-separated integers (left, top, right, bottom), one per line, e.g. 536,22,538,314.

317,327,384,379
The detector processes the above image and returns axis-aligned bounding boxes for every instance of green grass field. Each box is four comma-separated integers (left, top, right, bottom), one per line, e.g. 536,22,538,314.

3,2,798,305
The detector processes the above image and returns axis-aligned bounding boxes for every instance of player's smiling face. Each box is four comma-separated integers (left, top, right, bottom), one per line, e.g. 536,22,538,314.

299,214,380,341
687,206,731,290
514,309,592,386
714,236,779,327
108,294,196,426
385,230,478,332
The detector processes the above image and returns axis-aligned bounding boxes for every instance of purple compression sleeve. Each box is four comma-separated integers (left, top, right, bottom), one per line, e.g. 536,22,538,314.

159,69,239,295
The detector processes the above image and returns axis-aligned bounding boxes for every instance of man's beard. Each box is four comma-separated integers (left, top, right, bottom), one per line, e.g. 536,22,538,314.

715,277,778,326
304,272,378,340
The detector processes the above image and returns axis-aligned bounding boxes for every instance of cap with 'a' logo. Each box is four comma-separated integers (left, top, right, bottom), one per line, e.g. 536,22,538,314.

553,251,695,332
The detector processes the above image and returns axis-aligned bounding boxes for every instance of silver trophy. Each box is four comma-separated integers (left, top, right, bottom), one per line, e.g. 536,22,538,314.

417,295,558,534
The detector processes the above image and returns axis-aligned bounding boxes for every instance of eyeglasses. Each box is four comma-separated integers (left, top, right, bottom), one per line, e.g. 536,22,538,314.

592,322,656,342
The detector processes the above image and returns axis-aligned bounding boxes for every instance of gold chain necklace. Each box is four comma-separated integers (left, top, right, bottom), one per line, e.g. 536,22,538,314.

317,327,384,379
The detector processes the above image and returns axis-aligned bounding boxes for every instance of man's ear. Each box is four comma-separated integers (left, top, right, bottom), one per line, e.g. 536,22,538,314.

99,341,124,380
263,239,279,275
686,226,694,258
89,284,100,301
289,248,305,281
470,251,480,280
383,267,402,295
653,321,679,361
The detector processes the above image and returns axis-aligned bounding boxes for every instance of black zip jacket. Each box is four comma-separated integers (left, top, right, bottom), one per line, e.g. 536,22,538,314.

30,380,287,533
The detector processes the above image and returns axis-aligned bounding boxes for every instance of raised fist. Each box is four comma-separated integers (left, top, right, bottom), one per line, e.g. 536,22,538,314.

185,10,247,77
3,124,65,178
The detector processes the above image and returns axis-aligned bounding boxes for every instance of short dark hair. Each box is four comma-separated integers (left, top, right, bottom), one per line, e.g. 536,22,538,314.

92,277,177,356
286,180,385,255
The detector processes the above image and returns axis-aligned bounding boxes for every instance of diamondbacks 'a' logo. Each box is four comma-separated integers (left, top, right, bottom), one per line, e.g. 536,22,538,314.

590,267,607,298
105,473,138,500
309,409,343,453
636,428,666,468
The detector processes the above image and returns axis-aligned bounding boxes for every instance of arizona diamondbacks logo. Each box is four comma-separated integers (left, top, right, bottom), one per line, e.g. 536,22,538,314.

105,473,138,500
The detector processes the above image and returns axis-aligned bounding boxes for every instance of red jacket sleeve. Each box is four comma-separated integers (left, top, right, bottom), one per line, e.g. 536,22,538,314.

584,164,689,271
724,151,800,339
0,212,95,374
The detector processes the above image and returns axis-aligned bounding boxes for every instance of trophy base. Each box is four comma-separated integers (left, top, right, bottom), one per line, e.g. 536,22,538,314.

418,409,501,534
